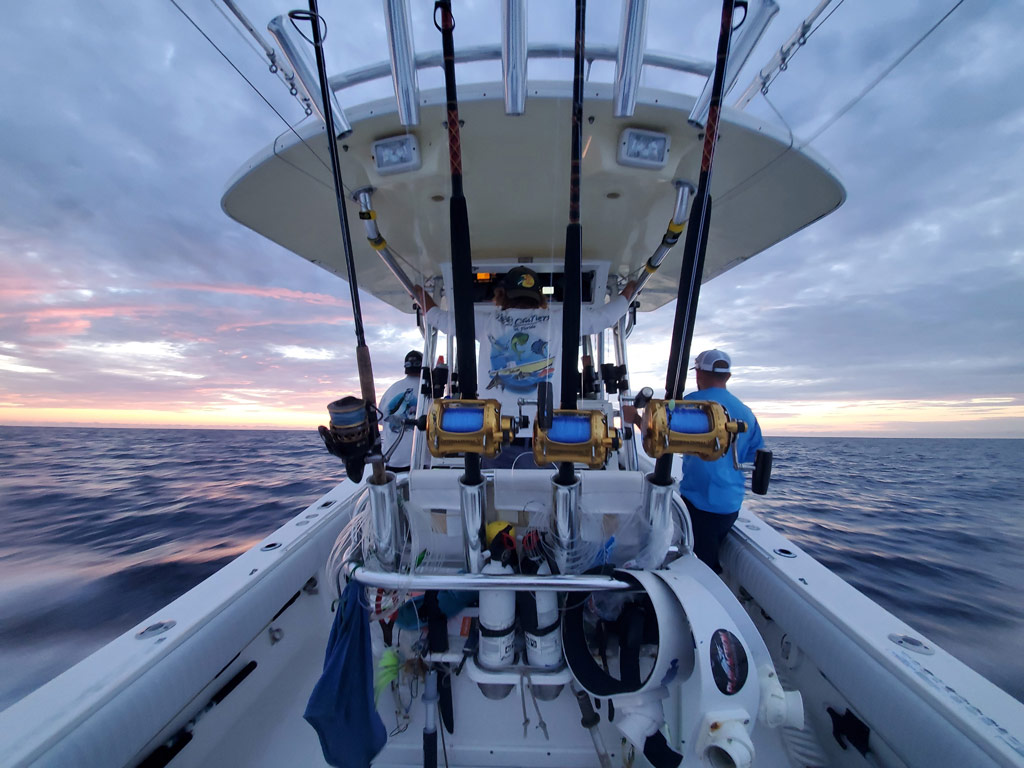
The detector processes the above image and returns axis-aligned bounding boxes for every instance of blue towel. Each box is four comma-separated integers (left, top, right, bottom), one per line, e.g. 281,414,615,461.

304,581,387,767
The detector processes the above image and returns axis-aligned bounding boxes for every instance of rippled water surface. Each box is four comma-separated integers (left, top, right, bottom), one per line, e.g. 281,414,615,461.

0,428,1021,710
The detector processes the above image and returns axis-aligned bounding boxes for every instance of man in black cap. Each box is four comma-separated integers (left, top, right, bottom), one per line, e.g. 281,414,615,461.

416,267,634,432
380,350,422,472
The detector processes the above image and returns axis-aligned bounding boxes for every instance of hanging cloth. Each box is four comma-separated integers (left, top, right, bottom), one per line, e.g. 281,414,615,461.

304,580,387,767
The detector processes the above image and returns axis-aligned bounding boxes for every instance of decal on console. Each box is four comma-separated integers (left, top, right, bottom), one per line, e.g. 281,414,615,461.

710,629,748,695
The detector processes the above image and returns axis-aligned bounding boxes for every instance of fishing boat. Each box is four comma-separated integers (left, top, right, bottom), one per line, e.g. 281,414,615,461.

2,2,1022,767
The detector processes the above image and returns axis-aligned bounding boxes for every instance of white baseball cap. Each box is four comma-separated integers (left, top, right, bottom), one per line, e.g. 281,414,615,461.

693,349,731,373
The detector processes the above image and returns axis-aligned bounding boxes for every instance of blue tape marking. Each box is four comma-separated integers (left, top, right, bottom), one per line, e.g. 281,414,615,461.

441,407,485,433
548,414,592,444
669,407,710,434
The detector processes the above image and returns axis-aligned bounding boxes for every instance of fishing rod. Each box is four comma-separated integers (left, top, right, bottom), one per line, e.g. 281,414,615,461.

435,0,482,488
298,1,385,486
555,0,587,488
652,0,738,487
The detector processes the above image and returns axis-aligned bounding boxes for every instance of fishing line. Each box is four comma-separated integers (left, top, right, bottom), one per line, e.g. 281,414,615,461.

761,0,847,95
801,0,966,147
168,0,333,180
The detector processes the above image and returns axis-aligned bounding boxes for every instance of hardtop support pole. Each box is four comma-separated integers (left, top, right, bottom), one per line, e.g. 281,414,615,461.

302,0,385,485
556,0,587,487
653,0,736,488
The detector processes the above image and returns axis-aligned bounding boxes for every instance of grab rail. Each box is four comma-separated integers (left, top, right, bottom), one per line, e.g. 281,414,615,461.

346,564,630,592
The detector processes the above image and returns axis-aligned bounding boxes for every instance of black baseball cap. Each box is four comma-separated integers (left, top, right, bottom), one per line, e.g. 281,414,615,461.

502,266,541,300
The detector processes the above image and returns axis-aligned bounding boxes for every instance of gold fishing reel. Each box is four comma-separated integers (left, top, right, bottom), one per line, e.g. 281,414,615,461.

640,399,745,461
425,399,516,458
533,409,619,468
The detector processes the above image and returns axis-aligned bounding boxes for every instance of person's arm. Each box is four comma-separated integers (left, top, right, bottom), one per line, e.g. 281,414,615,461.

416,285,455,334
580,280,636,335
741,417,765,463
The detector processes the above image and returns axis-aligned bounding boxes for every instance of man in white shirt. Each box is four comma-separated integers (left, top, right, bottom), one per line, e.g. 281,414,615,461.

380,350,422,472
416,267,635,424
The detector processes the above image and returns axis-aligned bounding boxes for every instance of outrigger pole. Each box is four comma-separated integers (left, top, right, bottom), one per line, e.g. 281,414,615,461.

435,0,483,488
556,0,588,488
299,1,385,485
653,0,737,487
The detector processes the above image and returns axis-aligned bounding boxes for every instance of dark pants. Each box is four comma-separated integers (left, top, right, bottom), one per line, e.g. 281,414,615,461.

683,497,739,574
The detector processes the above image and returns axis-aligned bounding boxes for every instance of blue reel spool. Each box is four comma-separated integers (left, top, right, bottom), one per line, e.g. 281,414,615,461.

668,406,711,435
440,406,485,434
547,414,593,444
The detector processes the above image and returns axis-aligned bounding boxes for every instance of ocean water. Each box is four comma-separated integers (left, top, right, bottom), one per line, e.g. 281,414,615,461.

0,427,1022,712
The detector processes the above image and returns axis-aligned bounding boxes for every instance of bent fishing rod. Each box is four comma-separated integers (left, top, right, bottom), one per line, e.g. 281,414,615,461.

435,0,483,488
299,0,385,485
653,0,739,487
555,0,587,488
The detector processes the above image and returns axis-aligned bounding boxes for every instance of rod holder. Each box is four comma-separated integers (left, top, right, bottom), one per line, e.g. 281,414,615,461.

368,471,405,570
689,0,779,127
501,0,528,115
383,0,420,126
639,475,675,568
613,0,648,118
268,15,352,136
460,478,486,574
552,475,582,574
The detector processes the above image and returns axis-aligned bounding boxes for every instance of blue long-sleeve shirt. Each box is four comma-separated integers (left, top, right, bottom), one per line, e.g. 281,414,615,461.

679,387,764,514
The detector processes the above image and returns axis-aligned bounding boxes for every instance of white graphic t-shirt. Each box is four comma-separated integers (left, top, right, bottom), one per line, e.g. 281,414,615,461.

380,373,419,468
426,296,628,422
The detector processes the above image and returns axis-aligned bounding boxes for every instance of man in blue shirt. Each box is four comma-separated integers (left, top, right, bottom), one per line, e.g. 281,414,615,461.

680,349,764,573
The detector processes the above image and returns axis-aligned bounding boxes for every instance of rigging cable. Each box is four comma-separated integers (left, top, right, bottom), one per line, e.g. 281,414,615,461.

168,0,331,177
720,0,965,207
760,0,846,96
800,0,966,147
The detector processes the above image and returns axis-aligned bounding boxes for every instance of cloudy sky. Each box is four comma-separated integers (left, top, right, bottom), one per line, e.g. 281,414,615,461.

1,0,1021,437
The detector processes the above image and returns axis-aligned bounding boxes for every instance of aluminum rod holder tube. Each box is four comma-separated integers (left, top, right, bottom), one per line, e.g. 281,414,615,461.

368,471,404,570
501,0,527,115
639,476,674,568
268,15,351,136
689,0,779,126
460,478,486,573
383,0,420,126
353,187,419,300
613,0,648,118
734,0,833,109
347,566,630,592
552,475,582,574
630,180,695,307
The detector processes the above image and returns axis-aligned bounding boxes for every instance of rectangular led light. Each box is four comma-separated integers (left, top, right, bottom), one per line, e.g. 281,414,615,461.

617,128,670,169
541,286,555,295
372,134,420,175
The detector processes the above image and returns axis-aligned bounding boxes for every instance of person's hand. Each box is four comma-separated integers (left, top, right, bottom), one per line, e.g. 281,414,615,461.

621,404,641,428
622,279,638,300
414,285,436,312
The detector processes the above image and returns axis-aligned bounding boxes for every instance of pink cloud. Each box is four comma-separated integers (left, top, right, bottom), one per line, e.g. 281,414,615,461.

161,282,350,308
